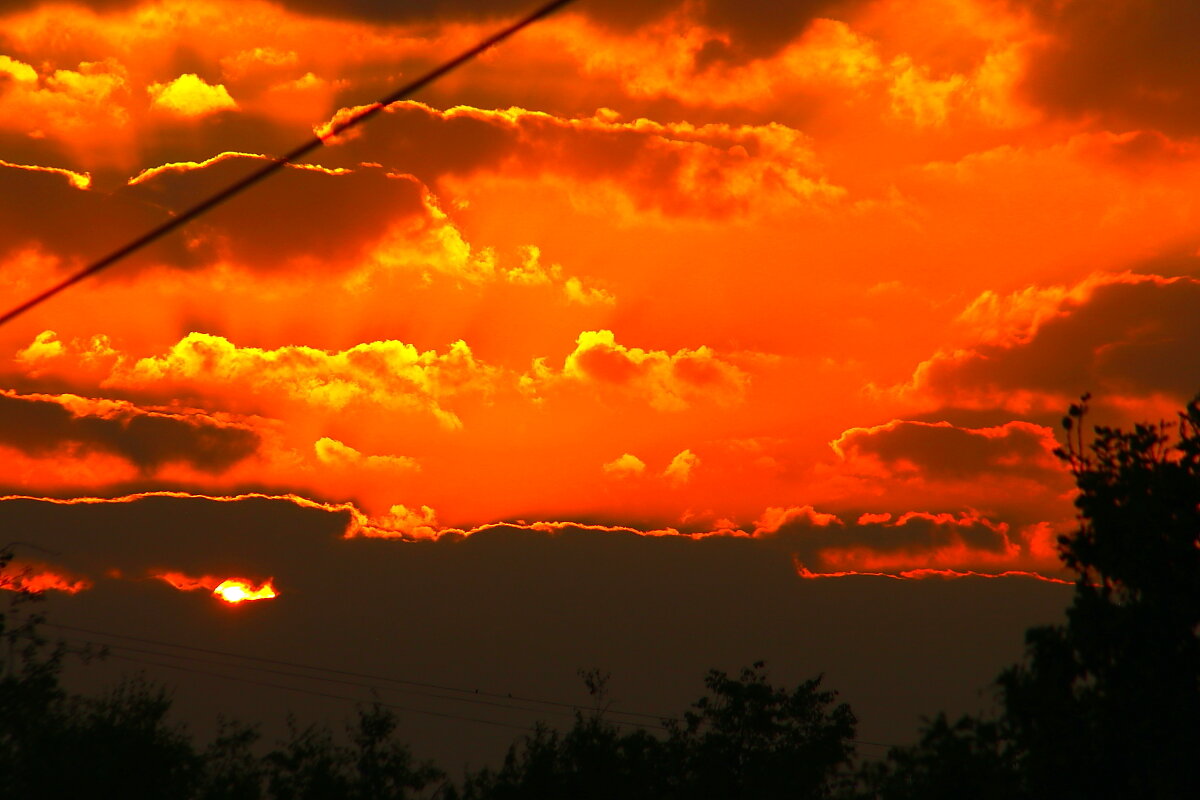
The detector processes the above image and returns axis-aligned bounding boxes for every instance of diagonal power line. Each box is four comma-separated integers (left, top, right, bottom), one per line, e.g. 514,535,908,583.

0,0,579,328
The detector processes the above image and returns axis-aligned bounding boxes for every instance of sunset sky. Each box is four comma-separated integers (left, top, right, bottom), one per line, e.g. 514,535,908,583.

3,0,1198,763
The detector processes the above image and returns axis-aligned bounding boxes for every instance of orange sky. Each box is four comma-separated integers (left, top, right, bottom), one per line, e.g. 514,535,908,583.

3,0,1200,595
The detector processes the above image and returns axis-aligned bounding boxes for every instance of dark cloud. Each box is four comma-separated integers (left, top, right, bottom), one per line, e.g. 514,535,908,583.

847,511,1014,557
0,0,135,11
270,1,851,60
0,163,190,270
696,0,851,59
121,155,429,272
836,420,1059,481
917,276,1200,404
0,391,260,473
0,1,855,63
4,496,1070,768
320,102,826,217
1021,0,1200,135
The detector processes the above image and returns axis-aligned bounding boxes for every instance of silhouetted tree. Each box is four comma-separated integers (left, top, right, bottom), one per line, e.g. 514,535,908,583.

860,396,1200,799
265,704,443,800
460,662,857,800
2,547,198,797
457,715,667,800
997,396,1200,798
663,663,857,800
852,713,1017,800
197,718,267,800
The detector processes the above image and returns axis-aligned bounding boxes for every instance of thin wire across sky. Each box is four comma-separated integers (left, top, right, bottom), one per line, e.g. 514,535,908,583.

0,0,580,327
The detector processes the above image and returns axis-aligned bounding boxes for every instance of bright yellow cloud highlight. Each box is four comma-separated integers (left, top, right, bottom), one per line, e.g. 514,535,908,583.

602,453,646,478
147,73,237,116
663,449,700,486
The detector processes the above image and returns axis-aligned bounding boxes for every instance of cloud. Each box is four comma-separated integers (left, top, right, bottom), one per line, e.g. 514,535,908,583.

147,73,237,117
323,101,842,218
752,504,844,535
11,329,510,432
0,56,131,147
602,453,645,478
312,437,418,473
1021,0,1200,134
831,419,1062,481
662,449,699,486
0,0,454,166
524,330,750,411
100,332,503,429
812,509,1024,572
122,153,429,273
0,159,185,269
902,272,1200,412
0,389,260,476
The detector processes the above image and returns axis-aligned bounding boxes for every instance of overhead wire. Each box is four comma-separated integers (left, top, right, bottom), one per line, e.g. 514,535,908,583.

99,650,897,749
99,650,537,733
0,0,580,327
60,636,667,733
47,621,674,727
47,622,899,748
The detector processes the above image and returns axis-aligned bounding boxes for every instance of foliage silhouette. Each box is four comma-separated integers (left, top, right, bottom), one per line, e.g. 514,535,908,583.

458,662,857,800
861,395,1200,799
265,704,443,800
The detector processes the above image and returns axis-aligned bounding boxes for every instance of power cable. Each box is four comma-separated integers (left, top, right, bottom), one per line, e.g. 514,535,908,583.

46,621,673,724
103,647,898,749
100,651,535,732
0,0,580,327
48,622,900,748
62,635,666,731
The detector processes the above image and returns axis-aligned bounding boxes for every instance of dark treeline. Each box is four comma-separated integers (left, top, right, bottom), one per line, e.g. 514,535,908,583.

2,397,1198,799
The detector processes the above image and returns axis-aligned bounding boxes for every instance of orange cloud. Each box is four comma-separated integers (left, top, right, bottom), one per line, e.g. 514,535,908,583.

901,272,1200,414
37,332,504,429
153,570,277,603
313,437,418,473
0,158,91,189
525,330,750,411
794,560,1072,586
662,448,700,486
602,453,646,478
5,0,1199,594
0,0,462,166
321,101,842,219
0,560,91,594
753,504,844,535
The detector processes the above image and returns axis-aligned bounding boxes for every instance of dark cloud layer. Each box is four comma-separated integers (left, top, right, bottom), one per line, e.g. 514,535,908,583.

0,391,260,473
123,155,429,272
917,276,1200,405
836,420,1059,481
278,0,852,60
4,494,1070,768
320,102,827,217
0,164,189,269
1022,0,1200,134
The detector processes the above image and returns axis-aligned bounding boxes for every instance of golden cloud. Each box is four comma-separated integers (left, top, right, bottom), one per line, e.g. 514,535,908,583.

147,73,238,117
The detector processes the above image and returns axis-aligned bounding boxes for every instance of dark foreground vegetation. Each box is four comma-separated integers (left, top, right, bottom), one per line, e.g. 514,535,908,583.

2,398,1198,799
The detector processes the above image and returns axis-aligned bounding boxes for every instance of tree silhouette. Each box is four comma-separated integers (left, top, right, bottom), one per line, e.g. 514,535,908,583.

460,662,857,800
998,396,1200,798
664,663,856,800
861,396,1200,799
